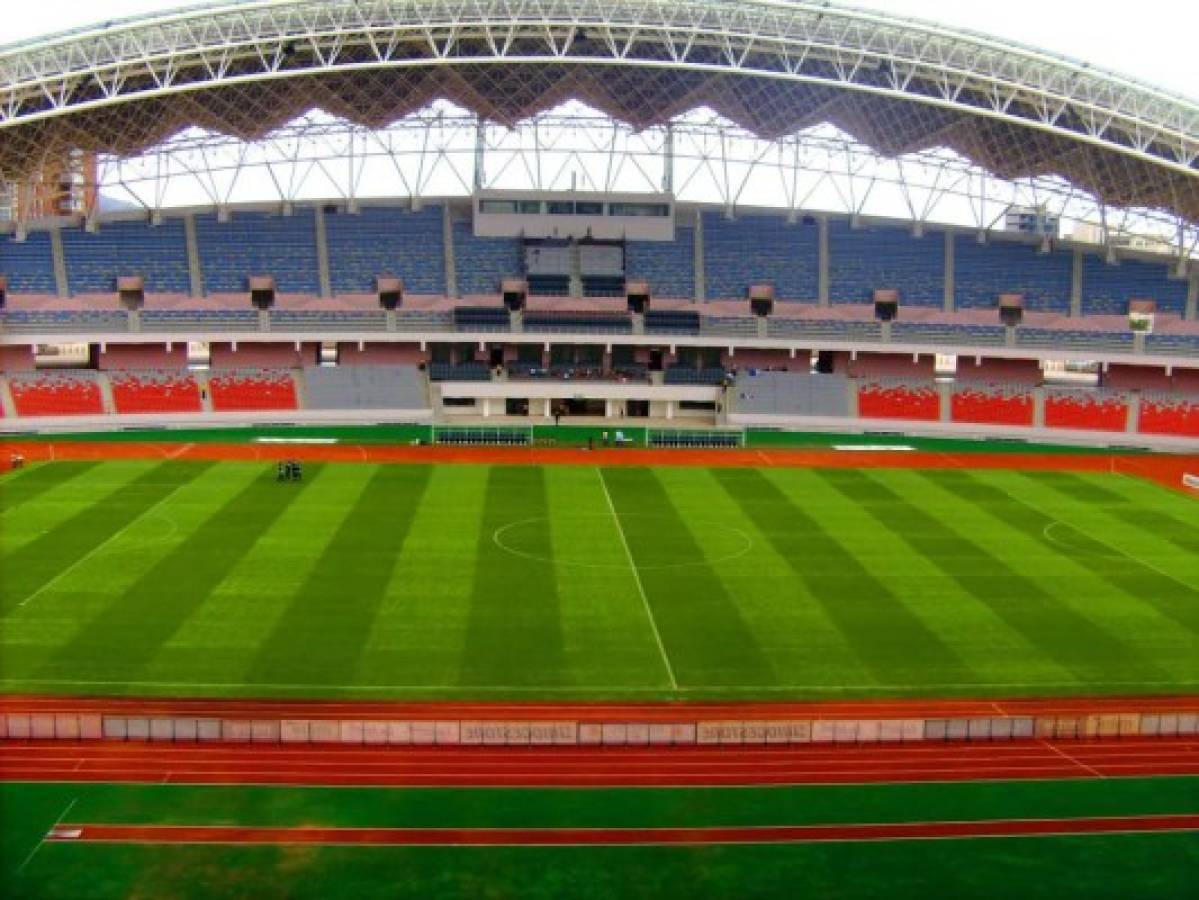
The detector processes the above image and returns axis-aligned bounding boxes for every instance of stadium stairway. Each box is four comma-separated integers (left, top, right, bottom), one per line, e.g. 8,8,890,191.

0,376,14,418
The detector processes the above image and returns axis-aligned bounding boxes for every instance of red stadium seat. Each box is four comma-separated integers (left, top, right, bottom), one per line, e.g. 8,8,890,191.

950,387,1034,427
858,381,940,421
1138,398,1199,437
9,372,103,417
110,370,202,414
208,369,298,411
1044,393,1128,431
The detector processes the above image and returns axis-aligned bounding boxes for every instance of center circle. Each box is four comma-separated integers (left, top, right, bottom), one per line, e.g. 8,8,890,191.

493,514,754,571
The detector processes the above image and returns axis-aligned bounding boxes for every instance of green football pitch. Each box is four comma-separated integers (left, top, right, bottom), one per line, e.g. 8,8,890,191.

1,458,1197,700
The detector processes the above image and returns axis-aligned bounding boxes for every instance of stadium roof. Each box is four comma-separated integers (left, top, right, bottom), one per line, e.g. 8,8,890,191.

1,0,1197,224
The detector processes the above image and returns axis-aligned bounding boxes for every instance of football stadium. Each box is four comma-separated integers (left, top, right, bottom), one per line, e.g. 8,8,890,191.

1,0,1197,896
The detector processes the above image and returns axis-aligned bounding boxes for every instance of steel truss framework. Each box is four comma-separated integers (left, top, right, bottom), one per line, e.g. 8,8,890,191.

96,104,1199,265
0,0,1196,226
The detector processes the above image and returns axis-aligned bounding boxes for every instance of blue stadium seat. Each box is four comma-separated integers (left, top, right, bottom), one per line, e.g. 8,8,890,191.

326,205,446,295
626,226,695,299
703,214,818,301
829,222,942,307
0,231,57,293
62,219,190,294
195,210,320,294
954,236,1071,312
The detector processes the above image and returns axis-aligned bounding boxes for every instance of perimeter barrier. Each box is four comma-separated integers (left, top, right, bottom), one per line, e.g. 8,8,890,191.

3,710,1196,745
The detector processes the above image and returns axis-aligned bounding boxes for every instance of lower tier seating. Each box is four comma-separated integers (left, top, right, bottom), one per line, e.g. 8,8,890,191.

110,370,202,414
208,369,298,411
1138,396,1199,437
857,380,940,421
1044,391,1128,431
950,386,1034,427
9,371,103,416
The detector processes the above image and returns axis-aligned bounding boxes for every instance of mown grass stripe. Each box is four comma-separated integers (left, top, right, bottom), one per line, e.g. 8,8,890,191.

922,469,1199,637
818,468,1159,682
0,462,206,615
40,466,321,680
246,465,433,686
1023,470,1199,555
0,461,100,513
714,468,967,684
600,467,776,687
461,466,567,687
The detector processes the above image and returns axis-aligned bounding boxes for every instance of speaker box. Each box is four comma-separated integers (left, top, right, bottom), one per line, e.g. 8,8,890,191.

377,275,403,310
749,283,775,317
998,293,1024,327
873,288,898,322
249,275,276,309
626,279,651,314
117,275,145,310
501,277,527,312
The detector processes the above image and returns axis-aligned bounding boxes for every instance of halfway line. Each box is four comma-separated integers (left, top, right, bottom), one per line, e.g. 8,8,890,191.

596,467,678,690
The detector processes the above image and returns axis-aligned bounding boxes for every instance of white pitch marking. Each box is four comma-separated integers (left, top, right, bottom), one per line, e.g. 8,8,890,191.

15,485,188,609
596,467,678,690
16,796,77,874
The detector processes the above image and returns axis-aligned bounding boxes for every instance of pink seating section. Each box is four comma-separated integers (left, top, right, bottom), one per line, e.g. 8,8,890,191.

209,369,298,411
110,371,201,414
951,387,1034,427
1138,397,1199,437
9,373,103,417
1044,393,1128,432
857,382,939,421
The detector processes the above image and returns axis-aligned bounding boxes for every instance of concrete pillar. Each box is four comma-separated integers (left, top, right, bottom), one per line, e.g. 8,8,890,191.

1125,393,1140,434
943,230,955,313
314,205,332,299
1033,388,1046,428
50,228,69,298
818,217,830,306
665,401,675,420
1187,272,1198,321
847,378,859,418
1070,249,1083,317
693,209,706,303
184,214,204,298
443,204,458,298
937,381,952,423
0,377,14,418
605,399,616,418
96,372,116,414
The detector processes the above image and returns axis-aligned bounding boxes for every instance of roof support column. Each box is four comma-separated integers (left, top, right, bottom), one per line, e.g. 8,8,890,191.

943,230,955,313
1187,271,1198,321
314,205,332,299
663,124,674,194
184,214,203,298
1070,248,1083,317
693,209,705,304
473,115,486,192
444,204,458,298
818,216,830,306
50,228,68,298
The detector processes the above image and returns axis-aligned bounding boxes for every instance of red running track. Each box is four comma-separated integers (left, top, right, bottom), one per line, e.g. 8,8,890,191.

44,815,1199,847
3,738,1198,787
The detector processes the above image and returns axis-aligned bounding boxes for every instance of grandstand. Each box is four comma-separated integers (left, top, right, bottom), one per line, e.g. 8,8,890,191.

1,2,1199,897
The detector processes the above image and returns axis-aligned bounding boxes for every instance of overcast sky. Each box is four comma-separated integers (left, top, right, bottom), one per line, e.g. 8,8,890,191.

2,0,1196,99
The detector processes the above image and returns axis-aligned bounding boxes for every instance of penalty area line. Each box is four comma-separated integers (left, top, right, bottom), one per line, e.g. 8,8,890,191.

596,467,679,691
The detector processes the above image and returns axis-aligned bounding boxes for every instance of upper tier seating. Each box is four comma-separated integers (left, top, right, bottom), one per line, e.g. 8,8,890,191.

303,365,428,410
270,310,387,332
857,378,940,421
62,219,190,294
1,310,129,333
453,306,510,330
954,237,1072,312
625,227,694,298
767,318,882,342
140,309,259,331
1137,394,1199,437
453,220,521,295
9,371,103,416
664,366,727,386
701,315,758,337
1145,333,1199,356
0,230,56,293
1016,328,1134,353
892,322,1006,347
527,274,570,296
208,369,298,411
392,310,454,331
645,309,700,335
523,310,632,333
110,370,202,414
196,210,319,294
1043,389,1128,431
950,383,1034,427
428,361,490,382
325,205,446,295
733,371,850,416
581,275,625,298
1080,255,1187,316
703,214,819,301
829,222,942,306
